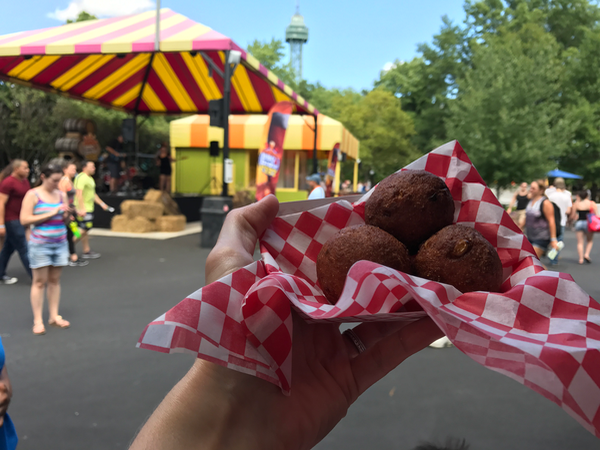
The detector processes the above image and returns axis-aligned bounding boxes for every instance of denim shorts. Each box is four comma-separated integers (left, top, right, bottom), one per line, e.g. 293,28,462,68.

575,220,589,232
28,241,69,269
529,238,550,250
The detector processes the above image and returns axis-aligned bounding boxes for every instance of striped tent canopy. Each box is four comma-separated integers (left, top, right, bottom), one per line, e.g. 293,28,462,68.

171,114,359,160
0,9,317,115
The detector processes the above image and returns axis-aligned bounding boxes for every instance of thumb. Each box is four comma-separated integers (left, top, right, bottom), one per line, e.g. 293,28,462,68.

206,195,279,284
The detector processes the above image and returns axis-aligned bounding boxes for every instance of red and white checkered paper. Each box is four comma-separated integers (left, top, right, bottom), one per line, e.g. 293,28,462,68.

138,141,600,438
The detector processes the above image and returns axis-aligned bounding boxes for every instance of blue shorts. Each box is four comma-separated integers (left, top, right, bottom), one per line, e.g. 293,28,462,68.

575,220,588,232
529,238,550,250
28,241,69,269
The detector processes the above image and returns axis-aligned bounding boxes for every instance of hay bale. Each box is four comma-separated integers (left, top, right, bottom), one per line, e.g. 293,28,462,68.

143,189,163,203
156,215,186,232
121,200,163,220
110,215,130,232
161,192,181,215
129,217,157,233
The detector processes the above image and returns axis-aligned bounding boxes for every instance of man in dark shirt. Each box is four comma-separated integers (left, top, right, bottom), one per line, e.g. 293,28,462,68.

105,135,126,194
0,160,32,284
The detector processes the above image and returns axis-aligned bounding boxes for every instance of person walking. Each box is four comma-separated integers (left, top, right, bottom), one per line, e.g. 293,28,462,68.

0,159,32,284
572,190,597,265
547,177,572,265
306,174,325,200
58,161,88,267
507,182,530,231
74,161,111,259
20,163,71,335
525,180,558,260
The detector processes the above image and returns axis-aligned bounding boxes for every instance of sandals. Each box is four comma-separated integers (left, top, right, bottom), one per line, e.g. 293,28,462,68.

49,315,70,329
32,323,46,335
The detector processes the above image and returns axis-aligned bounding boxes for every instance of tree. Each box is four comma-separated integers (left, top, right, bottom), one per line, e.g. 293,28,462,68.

330,89,418,183
247,38,297,86
446,24,574,188
66,11,97,24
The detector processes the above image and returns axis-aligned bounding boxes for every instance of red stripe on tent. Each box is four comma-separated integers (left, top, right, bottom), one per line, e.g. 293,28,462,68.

228,82,244,114
162,52,208,110
29,55,86,84
246,69,275,112
68,54,136,95
73,10,177,54
145,70,179,111
123,97,139,111
0,56,25,74
98,66,146,103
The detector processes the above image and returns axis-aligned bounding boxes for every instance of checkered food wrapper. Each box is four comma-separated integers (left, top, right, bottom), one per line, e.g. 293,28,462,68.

138,141,600,438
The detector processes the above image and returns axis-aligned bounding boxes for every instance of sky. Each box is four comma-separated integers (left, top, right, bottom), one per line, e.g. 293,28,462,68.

0,0,467,92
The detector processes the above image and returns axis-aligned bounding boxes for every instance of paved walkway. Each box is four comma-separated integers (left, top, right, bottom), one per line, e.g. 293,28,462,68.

0,229,598,449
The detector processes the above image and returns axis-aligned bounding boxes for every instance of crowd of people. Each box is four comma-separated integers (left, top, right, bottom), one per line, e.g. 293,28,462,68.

507,177,598,266
0,158,112,335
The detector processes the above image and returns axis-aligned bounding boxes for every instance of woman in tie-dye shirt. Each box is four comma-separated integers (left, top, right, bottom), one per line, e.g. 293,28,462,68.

20,163,71,336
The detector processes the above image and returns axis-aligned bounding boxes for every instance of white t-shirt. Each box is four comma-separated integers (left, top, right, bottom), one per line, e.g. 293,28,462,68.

308,186,325,200
548,190,573,226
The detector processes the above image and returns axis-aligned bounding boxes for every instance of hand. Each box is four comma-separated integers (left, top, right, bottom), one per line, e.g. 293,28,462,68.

550,240,559,250
131,195,444,450
0,367,12,427
77,210,86,218
0,227,5,237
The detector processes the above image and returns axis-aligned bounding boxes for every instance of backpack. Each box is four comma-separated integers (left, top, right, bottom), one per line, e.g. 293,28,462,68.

542,197,562,229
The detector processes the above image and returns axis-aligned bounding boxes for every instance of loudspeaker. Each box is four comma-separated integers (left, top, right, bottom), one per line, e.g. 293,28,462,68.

209,99,224,127
122,118,136,143
209,141,220,157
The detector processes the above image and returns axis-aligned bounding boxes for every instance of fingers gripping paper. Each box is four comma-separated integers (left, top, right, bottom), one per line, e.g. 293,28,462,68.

138,141,600,438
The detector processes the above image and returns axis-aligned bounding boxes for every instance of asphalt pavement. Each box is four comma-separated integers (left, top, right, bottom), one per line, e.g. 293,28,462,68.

0,229,599,450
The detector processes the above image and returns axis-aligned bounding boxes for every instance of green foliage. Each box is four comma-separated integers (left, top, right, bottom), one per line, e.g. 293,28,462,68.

247,38,297,85
66,11,98,24
329,90,418,183
0,82,169,170
446,25,574,187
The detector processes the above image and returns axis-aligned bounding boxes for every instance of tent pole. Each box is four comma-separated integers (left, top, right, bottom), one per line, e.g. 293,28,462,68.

312,114,318,174
154,0,161,51
222,50,231,197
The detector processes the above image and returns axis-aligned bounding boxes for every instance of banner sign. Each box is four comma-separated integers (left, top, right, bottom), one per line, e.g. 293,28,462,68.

255,102,293,200
325,143,340,197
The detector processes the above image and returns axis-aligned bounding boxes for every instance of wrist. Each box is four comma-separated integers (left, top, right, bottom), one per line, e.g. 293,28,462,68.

551,237,557,241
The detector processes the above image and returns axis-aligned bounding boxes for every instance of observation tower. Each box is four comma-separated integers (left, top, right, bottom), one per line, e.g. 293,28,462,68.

285,4,309,79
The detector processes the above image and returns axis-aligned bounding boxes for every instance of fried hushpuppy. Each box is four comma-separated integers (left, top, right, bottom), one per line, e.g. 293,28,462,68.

414,225,503,293
365,170,455,252
317,224,412,304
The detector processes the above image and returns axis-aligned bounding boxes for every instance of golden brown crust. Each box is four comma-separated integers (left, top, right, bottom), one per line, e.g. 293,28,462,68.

414,225,503,293
317,225,412,303
364,170,455,253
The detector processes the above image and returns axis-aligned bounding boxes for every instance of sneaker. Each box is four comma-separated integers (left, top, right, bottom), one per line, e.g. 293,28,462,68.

0,275,18,285
81,251,101,259
429,336,453,349
68,259,89,267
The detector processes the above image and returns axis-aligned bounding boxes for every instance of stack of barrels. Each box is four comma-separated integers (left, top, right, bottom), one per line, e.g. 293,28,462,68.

55,119,95,161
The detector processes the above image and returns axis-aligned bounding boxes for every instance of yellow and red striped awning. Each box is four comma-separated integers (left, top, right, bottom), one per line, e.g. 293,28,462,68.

170,114,359,160
0,9,317,115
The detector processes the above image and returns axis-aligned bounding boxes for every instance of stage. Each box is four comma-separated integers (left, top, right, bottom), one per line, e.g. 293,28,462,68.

94,193,205,229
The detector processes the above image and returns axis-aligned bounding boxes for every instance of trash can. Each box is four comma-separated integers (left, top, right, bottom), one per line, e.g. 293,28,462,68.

200,196,233,248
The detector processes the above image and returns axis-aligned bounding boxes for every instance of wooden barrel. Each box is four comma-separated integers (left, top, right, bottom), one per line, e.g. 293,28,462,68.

64,118,79,132
76,119,88,134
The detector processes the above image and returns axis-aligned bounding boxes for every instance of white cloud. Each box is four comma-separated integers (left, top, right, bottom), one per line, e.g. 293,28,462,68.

381,60,405,74
382,62,396,72
48,0,155,22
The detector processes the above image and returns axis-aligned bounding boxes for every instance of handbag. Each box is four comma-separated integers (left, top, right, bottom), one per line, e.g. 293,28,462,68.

588,212,600,232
